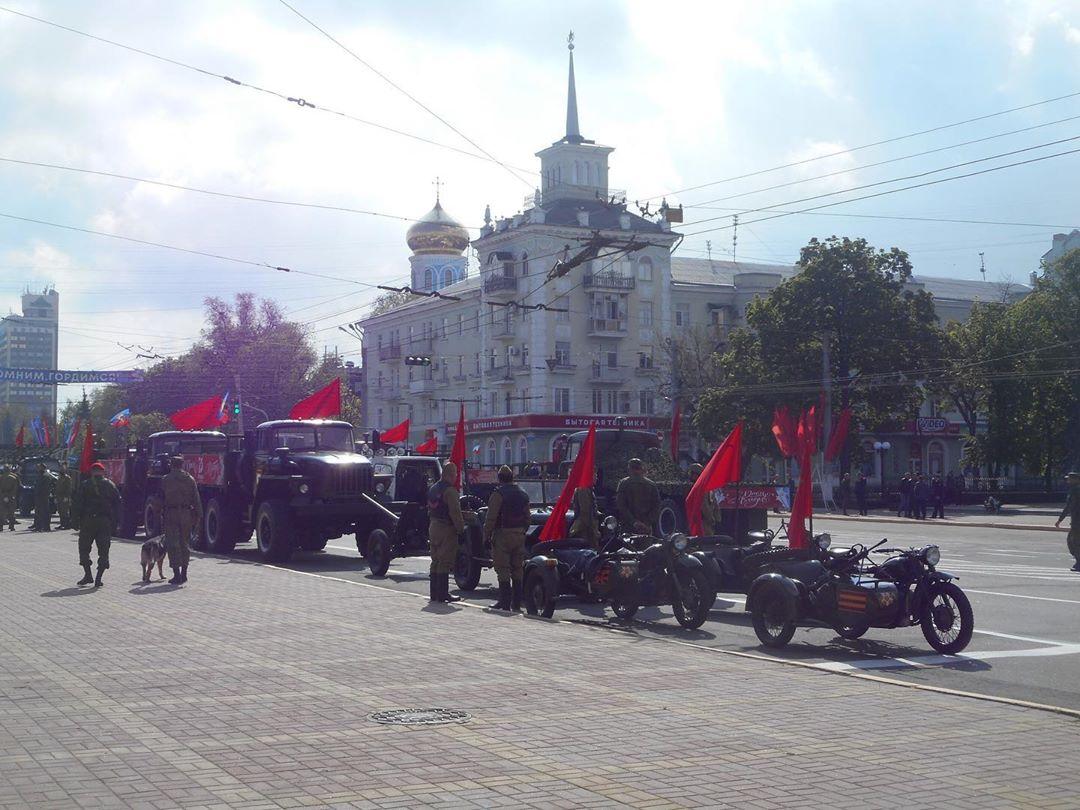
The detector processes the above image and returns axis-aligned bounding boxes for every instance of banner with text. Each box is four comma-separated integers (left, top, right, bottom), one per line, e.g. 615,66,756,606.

0,367,145,385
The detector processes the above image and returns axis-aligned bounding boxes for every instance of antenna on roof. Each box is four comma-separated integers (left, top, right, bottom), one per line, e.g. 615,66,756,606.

732,215,739,264
706,240,712,263
979,252,986,281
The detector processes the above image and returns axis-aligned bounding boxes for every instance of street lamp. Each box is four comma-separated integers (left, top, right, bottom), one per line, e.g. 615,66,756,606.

873,441,892,500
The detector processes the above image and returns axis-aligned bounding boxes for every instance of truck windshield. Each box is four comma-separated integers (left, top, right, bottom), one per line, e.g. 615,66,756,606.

270,425,354,452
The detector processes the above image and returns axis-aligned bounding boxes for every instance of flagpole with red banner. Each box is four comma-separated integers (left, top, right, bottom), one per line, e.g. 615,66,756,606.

685,422,743,537
449,405,466,489
379,418,410,446
289,378,341,420
539,423,596,541
79,421,95,474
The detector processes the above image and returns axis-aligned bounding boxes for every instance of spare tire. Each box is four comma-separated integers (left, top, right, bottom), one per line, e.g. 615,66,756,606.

143,496,163,539
657,498,684,537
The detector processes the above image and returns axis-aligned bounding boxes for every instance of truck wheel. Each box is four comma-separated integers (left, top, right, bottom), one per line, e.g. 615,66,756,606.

454,535,482,591
204,497,237,555
366,529,393,577
657,498,683,537
255,500,294,564
355,531,370,558
143,496,163,539
116,505,138,540
190,501,208,552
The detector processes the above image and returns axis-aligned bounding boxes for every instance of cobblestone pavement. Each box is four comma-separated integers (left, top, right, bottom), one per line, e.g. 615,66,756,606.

2,528,1079,809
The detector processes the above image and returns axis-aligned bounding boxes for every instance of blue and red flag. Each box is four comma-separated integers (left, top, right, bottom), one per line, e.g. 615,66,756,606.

110,408,132,428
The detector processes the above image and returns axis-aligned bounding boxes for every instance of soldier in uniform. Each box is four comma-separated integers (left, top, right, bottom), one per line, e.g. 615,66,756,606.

0,465,19,531
162,456,202,585
426,461,465,604
568,485,600,548
73,462,120,587
483,465,530,611
32,463,56,531
615,458,661,535
1055,471,1080,570
54,466,73,530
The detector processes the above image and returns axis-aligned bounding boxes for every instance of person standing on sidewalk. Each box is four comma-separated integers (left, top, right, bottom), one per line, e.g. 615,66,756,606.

930,476,946,519
54,466,73,530
836,473,851,516
854,473,868,516
913,475,929,520
897,474,912,518
484,465,529,611
1055,471,1080,570
32,463,56,531
0,465,19,531
427,461,464,604
73,462,120,587
162,456,202,585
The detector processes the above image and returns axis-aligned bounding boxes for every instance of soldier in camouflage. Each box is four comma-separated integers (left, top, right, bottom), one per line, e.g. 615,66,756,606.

1056,471,1080,570
484,465,530,611
568,485,600,548
615,458,661,535
162,456,202,585
0,465,18,531
73,462,120,587
427,461,465,604
54,466,73,530
32,463,56,532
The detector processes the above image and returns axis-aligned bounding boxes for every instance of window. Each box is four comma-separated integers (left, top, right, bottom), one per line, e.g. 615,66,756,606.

637,257,653,281
505,391,513,415
556,296,570,322
638,348,654,368
639,389,656,415
475,353,481,375
441,317,448,338
640,301,653,327
521,343,529,367
928,441,945,476
606,350,618,368
521,252,529,276
592,390,604,414
502,437,513,465
518,436,529,464
486,439,497,466
458,313,464,336
675,303,691,328
488,391,497,416
423,268,433,290
553,387,570,413
555,341,571,366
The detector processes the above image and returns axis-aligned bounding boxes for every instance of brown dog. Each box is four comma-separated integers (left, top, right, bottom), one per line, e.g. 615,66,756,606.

140,536,167,582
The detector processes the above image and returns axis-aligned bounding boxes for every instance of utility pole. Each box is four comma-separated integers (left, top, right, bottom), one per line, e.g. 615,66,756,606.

979,252,986,282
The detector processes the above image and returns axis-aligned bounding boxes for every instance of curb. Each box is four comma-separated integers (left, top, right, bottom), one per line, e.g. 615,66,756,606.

814,514,1065,533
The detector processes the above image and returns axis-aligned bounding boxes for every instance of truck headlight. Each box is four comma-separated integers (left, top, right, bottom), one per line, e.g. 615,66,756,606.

375,483,386,494
671,533,689,551
923,545,940,566
298,483,310,494
603,515,618,531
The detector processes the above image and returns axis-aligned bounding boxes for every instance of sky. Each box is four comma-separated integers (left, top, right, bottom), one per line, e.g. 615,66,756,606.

1,0,1079,411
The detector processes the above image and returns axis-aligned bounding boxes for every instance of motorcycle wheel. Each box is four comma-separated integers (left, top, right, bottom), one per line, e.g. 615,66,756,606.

751,593,796,648
921,582,974,654
610,599,638,621
672,568,715,630
835,623,870,640
523,569,556,618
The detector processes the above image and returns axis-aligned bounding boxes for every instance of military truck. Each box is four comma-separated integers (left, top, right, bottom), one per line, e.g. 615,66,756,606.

105,420,391,564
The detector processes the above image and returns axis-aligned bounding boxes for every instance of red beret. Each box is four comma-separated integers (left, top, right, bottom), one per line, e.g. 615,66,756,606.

90,462,105,471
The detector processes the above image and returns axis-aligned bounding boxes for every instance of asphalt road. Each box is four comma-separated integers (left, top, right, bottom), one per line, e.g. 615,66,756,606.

191,516,1080,712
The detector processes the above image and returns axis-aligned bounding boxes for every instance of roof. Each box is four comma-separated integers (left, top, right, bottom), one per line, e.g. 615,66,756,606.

536,197,666,233
670,257,1030,302
257,420,353,429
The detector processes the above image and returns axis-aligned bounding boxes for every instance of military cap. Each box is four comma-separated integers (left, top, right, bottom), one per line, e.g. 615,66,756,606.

1066,471,1080,481
90,462,105,471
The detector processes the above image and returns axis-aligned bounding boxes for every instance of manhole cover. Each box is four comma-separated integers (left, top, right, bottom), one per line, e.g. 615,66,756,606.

369,708,471,726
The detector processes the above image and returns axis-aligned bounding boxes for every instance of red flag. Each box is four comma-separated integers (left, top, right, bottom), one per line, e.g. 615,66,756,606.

670,401,682,461
42,417,52,447
797,405,819,455
449,405,466,489
771,406,797,458
68,418,82,448
380,418,409,445
685,422,743,536
15,423,24,447
170,395,229,431
290,378,341,420
824,408,853,462
540,423,596,541
79,420,95,474
415,436,438,455
788,446,813,549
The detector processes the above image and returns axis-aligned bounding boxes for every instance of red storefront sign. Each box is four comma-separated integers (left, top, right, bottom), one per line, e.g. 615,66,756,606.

458,414,669,434
714,485,785,510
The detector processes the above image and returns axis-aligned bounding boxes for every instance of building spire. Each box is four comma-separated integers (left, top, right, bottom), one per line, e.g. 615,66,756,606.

565,31,583,144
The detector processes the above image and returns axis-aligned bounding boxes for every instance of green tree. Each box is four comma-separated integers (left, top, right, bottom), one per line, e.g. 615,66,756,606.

369,289,412,317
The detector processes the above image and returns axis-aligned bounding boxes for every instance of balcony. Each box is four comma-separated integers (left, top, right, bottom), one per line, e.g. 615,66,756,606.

589,364,629,385
370,385,399,400
512,363,532,376
536,184,627,207
584,272,635,291
587,317,628,337
490,320,518,340
377,344,402,362
485,366,515,385
408,378,439,396
634,362,661,377
483,275,519,298
546,361,576,374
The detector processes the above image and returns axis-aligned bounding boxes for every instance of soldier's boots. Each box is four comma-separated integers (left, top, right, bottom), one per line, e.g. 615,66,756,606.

179,566,188,584
168,567,182,585
510,580,522,612
489,582,512,611
440,573,462,603
428,573,439,602
77,565,94,586
94,567,105,588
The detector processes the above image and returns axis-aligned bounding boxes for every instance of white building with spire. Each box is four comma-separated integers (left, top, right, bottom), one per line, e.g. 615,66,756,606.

358,37,1027,478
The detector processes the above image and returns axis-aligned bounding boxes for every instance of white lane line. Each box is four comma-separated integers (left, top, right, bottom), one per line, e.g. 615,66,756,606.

815,644,1080,672
967,588,1080,606
973,628,1075,646
980,552,1040,558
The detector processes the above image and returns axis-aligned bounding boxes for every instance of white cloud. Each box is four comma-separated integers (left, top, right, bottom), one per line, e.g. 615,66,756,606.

1016,31,1035,55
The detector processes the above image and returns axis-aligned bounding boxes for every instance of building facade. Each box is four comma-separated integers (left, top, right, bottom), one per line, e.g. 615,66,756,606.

359,43,1029,481
0,288,60,442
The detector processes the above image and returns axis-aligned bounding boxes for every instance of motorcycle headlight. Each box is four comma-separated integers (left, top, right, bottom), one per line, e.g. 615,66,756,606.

603,515,618,532
298,483,310,495
923,545,941,566
671,533,689,552
815,532,832,550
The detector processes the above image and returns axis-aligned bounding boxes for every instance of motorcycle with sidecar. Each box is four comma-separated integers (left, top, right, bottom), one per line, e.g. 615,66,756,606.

747,535,974,653
522,517,717,629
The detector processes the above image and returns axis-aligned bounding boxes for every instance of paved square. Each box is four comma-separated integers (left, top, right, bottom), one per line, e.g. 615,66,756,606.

2,528,1078,809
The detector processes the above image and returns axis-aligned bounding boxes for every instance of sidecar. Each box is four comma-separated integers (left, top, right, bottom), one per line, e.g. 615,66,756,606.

522,536,637,619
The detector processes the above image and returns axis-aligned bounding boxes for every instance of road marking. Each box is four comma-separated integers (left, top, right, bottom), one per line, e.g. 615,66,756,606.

814,644,1080,672
967,588,1080,606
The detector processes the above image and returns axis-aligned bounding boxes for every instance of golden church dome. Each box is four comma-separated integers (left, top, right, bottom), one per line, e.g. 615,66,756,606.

406,200,470,255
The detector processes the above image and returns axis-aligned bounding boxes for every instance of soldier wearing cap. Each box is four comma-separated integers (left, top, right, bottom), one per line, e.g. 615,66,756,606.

687,463,722,536
162,455,202,585
568,485,600,549
32,462,56,532
426,461,465,603
1056,471,1080,570
73,462,120,587
0,464,19,531
616,458,661,535
484,465,530,611
54,465,73,530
